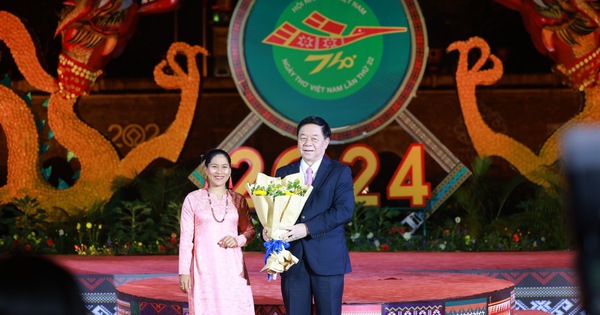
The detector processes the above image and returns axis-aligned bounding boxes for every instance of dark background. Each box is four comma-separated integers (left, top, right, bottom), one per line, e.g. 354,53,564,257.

0,0,552,80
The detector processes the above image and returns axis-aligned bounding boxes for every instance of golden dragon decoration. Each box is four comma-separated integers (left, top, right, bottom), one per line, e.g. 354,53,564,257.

448,0,600,187
0,0,207,220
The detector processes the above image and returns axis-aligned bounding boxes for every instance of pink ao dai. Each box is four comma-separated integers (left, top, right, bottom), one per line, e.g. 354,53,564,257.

179,189,254,315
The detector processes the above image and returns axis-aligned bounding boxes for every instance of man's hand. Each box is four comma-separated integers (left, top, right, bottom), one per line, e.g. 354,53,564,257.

279,224,308,242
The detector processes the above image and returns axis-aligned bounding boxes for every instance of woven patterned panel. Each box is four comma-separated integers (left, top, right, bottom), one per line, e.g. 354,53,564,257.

382,301,444,315
255,305,286,315
445,298,487,315
489,297,512,315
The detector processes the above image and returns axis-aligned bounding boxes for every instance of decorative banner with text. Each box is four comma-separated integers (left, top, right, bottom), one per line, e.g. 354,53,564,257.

229,0,427,143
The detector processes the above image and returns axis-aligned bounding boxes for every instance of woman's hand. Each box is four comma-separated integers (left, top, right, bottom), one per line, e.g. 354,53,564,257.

218,235,238,248
179,274,191,293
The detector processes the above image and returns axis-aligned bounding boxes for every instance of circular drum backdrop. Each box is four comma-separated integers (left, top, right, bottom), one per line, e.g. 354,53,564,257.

228,0,428,143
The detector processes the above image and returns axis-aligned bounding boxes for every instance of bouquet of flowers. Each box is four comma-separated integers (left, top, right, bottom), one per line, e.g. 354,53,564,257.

246,172,312,280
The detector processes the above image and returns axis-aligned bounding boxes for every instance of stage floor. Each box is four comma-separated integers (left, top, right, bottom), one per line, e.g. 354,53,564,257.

50,251,581,315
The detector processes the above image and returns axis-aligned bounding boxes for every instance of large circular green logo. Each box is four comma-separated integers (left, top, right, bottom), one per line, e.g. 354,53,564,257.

270,1,391,100
229,0,427,143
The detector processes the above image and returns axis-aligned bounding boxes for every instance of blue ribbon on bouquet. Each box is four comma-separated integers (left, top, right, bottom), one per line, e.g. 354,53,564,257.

263,239,290,281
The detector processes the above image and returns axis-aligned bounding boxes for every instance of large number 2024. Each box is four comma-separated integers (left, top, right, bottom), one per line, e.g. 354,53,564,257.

230,143,431,208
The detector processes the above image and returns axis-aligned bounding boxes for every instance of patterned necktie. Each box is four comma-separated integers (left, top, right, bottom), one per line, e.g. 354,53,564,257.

305,167,313,186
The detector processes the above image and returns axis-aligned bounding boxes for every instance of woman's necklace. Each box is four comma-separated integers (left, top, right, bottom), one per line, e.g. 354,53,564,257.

207,190,228,223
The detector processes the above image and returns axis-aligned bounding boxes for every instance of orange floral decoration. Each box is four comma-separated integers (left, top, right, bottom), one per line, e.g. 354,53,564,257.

0,10,206,220
448,0,600,187
447,37,557,187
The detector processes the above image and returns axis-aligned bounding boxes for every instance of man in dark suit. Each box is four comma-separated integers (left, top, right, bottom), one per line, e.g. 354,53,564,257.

275,116,355,315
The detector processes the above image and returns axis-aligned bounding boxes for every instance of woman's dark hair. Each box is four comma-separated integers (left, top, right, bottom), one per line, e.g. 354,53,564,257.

0,254,87,315
203,148,231,167
297,116,331,139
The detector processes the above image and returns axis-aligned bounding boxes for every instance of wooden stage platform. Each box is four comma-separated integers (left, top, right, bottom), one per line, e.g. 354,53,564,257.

51,251,581,315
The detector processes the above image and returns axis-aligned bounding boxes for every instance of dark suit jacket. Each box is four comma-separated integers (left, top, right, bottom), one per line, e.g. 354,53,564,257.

276,156,355,276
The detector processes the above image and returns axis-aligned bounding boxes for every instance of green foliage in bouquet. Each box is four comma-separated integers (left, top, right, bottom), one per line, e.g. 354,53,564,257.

249,178,308,197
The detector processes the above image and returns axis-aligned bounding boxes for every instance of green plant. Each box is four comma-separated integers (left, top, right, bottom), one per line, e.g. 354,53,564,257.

109,200,154,245
0,197,57,253
452,156,528,239
346,202,408,251
510,168,572,250
103,166,194,254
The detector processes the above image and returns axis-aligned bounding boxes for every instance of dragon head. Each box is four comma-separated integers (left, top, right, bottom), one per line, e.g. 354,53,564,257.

55,0,181,99
496,0,600,90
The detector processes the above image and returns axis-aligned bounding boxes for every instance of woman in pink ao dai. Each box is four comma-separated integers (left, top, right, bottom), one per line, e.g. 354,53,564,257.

179,149,256,315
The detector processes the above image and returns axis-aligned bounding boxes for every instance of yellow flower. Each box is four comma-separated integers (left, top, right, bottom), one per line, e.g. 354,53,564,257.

98,224,102,230
86,222,92,229
138,242,143,247
249,178,308,198
253,190,267,196
76,223,81,230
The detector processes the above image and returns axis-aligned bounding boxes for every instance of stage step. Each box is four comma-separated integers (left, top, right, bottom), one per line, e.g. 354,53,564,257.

116,273,515,315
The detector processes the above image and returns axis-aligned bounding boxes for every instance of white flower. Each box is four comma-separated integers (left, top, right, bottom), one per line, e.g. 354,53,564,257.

58,229,65,236
402,232,412,241
455,216,461,224
439,242,446,250
366,232,374,239
373,239,380,248
350,233,360,242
